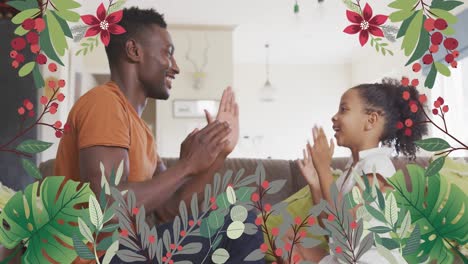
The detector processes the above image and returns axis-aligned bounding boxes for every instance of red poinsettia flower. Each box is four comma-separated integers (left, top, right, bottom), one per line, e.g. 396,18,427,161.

343,3,388,46
81,3,126,46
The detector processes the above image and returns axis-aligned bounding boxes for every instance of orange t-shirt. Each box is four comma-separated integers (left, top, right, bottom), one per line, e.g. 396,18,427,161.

55,81,158,183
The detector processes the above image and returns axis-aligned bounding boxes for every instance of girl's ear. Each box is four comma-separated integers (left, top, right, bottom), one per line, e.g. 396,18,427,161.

365,112,380,130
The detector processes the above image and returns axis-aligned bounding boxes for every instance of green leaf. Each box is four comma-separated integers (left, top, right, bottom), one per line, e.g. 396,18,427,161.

103,203,116,224
431,1,463,11
381,238,400,250
18,61,36,77
32,64,45,88
100,223,119,233
226,186,236,205
78,217,94,243
108,0,127,13
89,195,103,230
398,211,412,238
0,177,93,263
56,9,80,23
212,248,230,264
72,234,95,260
7,1,39,11
266,179,287,194
235,187,254,203
216,193,230,210
16,139,53,154
116,250,147,262
102,240,119,264
376,187,385,210
369,226,393,234
12,8,40,24
115,160,124,186
208,210,224,230
365,204,387,223
40,18,64,66
415,138,451,151
243,248,264,261
434,62,451,77
199,218,215,238
389,165,468,263
384,193,398,227
401,10,423,56
52,11,73,37
442,26,456,35
388,0,419,10
424,64,437,88
389,10,414,22
226,221,245,239
14,25,29,36
21,158,43,180
430,8,458,24
46,10,68,57
177,242,203,255
191,193,199,221
230,205,248,222
405,24,430,66
356,233,374,259
425,156,446,177
52,0,81,10
397,12,417,38
403,225,421,255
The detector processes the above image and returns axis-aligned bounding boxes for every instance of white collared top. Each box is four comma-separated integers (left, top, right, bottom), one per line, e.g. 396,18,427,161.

336,147,396,194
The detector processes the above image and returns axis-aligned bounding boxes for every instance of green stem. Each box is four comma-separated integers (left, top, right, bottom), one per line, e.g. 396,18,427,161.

94,232,100,264
0,244,22,263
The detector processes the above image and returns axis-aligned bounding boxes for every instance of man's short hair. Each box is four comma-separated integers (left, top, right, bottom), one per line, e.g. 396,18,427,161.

105,7,167,64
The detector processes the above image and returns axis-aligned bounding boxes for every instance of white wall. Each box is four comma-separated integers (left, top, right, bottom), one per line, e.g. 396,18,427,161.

351,43,423,85
232,63,352,159
156,26,235,157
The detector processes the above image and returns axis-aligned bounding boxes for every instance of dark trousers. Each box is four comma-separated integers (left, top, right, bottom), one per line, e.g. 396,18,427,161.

110,211,265,263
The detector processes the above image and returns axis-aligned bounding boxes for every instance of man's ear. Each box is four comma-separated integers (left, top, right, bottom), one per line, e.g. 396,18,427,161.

365,112,380,130
125,39,141,62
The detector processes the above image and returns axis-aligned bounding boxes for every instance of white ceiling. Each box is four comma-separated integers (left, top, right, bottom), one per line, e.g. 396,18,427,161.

81,0,468,64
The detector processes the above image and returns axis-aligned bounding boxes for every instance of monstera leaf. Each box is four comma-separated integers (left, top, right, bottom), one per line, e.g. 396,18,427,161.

0,176,93,263
388,165,468,264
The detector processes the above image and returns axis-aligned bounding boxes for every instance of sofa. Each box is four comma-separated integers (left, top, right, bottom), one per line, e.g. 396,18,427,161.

2,155,466,263
36,156,432,206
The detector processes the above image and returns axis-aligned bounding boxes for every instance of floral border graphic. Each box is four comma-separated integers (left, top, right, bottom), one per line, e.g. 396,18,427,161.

1,0,467,263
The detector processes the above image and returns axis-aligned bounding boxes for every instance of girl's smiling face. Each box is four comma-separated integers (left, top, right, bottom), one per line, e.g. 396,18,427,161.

331,89,370,148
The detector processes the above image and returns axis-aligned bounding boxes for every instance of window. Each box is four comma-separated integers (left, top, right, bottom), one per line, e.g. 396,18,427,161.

429,56,468,156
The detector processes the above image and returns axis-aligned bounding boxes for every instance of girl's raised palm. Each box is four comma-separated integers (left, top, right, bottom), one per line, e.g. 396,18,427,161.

296,143,320,188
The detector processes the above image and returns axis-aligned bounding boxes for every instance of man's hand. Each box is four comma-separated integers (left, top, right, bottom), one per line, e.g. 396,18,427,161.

179,121,231,175
205,87,239,155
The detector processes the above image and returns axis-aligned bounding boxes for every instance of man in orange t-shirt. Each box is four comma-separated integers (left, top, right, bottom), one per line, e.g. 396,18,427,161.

55,7,236,223
55,7,264,264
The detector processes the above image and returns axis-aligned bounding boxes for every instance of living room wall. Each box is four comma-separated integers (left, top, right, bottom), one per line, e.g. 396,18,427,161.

232,63,352,159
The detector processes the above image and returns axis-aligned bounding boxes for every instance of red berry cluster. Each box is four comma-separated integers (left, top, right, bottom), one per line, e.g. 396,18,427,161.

396,92,428,137
10,17,59,75
10,17,46,69
17,99,35,117
420,18,459,68
432,96,449,115
401,77,419,87
37,79,69,138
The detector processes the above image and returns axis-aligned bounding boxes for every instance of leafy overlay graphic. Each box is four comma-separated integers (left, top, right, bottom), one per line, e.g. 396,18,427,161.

0,177,93,263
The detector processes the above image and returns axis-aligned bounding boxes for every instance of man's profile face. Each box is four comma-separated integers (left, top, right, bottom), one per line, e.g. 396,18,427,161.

138,25,179,100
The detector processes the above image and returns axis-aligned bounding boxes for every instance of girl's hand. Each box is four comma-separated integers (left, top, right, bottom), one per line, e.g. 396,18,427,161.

310,126,334,176
296,143,319,188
